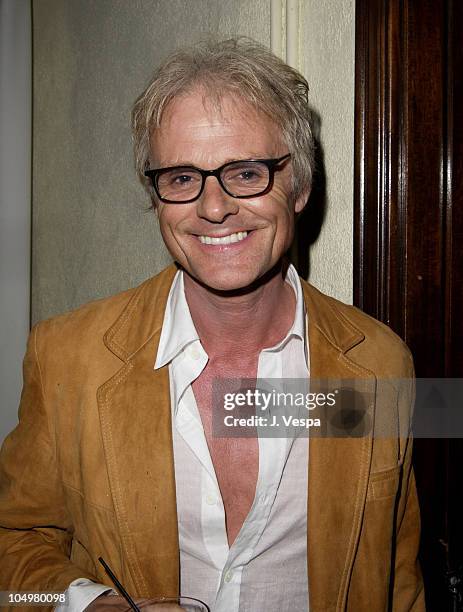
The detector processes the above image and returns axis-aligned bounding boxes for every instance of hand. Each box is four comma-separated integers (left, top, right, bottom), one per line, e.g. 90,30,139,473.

85,594,184,611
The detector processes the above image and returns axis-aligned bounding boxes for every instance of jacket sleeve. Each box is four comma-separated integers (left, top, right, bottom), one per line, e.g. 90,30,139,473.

391,435,426,611
391,365,425,611
0,324,96,592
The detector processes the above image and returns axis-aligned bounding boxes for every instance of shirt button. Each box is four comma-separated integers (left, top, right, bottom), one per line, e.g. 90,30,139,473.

224,570,233,583
205,493,217,505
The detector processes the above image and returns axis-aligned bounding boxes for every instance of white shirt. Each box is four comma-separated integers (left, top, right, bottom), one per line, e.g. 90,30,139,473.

156,265,310,611
62,264,310,612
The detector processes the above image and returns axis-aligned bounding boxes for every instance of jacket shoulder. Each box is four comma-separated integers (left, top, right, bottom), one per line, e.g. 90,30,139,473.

301,280,414,377
32,264,176,341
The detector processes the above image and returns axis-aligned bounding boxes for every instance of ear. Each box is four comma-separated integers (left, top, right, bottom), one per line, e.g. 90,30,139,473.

294,186,311,214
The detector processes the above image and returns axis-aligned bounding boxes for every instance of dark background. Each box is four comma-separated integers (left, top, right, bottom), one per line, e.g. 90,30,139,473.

353,0,462,609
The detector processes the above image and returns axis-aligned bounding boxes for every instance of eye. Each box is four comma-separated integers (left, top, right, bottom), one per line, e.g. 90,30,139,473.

158,168,201,190
223,164,267,185
171,174,194,185
238,170,260,181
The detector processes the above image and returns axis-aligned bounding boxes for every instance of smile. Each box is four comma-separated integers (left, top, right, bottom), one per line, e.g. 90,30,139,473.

198,231,248,245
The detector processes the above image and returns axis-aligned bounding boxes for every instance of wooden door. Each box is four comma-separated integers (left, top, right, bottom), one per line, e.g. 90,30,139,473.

354,0,462,609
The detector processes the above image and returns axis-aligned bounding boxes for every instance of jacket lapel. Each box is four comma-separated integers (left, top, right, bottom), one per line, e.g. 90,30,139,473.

97,265,180,597
303,283,376,611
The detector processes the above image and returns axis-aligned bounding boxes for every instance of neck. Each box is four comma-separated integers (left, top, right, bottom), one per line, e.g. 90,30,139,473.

183,260,296,358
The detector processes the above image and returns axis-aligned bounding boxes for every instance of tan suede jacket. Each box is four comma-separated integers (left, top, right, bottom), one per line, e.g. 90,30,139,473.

0,264,425,611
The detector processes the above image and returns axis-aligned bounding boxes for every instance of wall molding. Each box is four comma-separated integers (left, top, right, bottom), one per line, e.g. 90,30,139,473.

271,0,301,70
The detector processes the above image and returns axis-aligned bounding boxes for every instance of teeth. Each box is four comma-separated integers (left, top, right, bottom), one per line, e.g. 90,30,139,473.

199,231,248,245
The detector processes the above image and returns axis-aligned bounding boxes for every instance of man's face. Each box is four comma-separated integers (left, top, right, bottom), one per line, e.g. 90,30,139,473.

150,90,307,292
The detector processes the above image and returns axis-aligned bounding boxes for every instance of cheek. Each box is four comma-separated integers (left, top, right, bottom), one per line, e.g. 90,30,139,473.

266,192,295,250
270,180,294,210
157,213,183,255
267,189,295,235
157,206,178,237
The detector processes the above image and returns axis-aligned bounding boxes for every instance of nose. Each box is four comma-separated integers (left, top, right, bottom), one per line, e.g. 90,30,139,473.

195,175,239,223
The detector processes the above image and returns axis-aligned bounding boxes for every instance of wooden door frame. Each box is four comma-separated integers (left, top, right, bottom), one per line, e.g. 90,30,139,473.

353,0,462,608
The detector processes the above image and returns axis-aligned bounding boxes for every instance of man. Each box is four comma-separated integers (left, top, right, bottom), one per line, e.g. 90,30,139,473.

0,39,424,611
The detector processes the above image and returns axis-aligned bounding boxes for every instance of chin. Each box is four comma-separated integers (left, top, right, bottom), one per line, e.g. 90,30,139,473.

188,267,263,294
202,275,255,293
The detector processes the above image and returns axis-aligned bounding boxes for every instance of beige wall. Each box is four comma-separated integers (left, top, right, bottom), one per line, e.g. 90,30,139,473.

1,0,31,443
32,0,355,323
32,0,270,322
300,0,355,304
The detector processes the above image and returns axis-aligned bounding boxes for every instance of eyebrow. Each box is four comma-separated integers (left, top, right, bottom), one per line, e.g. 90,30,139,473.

155,154,280,168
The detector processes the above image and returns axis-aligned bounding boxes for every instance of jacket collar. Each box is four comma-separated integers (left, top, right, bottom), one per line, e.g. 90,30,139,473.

103,263,365,362
301,281,365,354
103,264,179,362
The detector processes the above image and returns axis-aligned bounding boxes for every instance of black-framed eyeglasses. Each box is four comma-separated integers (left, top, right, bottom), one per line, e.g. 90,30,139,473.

144,154,291,204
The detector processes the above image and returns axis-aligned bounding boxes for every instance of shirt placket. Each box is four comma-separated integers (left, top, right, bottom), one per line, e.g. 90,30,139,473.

213,348,292,612
172,346,230,575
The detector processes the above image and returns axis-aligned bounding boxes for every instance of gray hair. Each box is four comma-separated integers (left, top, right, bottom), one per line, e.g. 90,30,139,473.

132,37,314,205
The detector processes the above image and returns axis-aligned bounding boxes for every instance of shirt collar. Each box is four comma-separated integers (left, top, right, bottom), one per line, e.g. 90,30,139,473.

154,263,307,370
266,262,306,349
154,270,199,369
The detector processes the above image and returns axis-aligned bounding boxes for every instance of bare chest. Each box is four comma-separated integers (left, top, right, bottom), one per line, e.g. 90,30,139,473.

192,358,259,546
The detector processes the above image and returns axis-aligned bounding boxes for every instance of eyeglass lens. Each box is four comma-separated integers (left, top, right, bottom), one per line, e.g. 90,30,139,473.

157,160,271,202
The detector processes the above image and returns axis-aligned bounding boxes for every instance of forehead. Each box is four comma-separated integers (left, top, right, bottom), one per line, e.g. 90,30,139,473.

150,89,285,165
